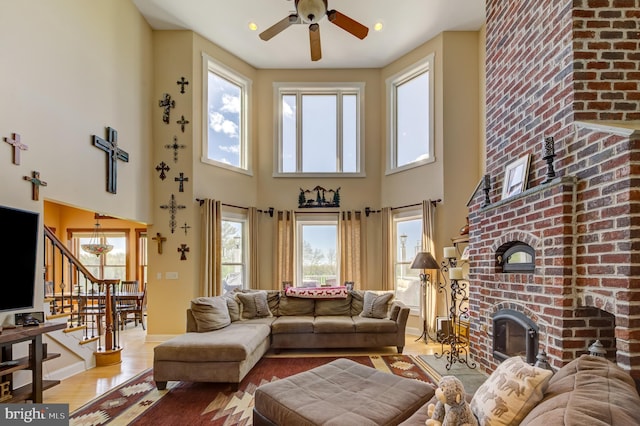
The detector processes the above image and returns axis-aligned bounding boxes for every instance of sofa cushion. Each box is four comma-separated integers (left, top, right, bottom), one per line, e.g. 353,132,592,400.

221,291,241,322
315,295,352,316
190,296,231,332
520,354,640,426
313,316,355,333
271,315,315,334
236,291,273,319
360,291,394,319
470,356,553,426
352,316,398,333
154,322,271,362
277,294,315,316
350,290,364,316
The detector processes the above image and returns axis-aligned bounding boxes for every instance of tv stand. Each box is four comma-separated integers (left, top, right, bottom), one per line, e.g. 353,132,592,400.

0,322,65,403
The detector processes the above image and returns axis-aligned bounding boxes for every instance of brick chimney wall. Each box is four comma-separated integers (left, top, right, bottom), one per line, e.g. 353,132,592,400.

469,0,640,379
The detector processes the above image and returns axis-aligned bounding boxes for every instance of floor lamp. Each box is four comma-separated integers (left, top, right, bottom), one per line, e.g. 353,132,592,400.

410,252,440,343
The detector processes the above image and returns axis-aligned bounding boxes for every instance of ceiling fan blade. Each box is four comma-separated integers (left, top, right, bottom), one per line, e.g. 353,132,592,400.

327,10,369,40
259,14,300,41
309,23,321,62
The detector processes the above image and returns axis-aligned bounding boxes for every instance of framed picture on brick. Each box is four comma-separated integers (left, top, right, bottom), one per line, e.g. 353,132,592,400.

502,154,531,200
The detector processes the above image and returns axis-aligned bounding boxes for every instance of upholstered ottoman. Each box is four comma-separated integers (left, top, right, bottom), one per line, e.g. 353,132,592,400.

253,358,435,426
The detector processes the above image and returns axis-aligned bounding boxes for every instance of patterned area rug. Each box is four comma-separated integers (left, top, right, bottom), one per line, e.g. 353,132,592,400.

70,354,433,426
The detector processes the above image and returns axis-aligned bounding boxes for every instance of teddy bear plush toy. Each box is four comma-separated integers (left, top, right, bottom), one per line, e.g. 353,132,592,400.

425,375,478,426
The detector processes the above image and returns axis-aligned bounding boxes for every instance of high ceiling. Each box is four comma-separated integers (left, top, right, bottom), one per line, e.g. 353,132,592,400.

132,0,486,69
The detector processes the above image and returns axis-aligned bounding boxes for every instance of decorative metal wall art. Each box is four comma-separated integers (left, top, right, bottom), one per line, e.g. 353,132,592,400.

155,161,170,180
177,77,189,94
158,93,175,124
165,136,186,163
174,172,189,192
298,186,341,208
160,194,186,234
178,243,190,260
176,115,190,133
23,171,47,201
92,127,129,194
180,222,191,235
4,132,28,165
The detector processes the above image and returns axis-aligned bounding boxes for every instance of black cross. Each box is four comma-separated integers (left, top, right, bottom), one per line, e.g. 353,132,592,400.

155,161,170,180
160,194,186,234
23,170,47,201
177,77,189,94
4,133,28,165
92,127,129,194
174,172,189,192
180,222,191,236
165,136,186,163
158,93,175,124
176,115,190,133
178,244,190,261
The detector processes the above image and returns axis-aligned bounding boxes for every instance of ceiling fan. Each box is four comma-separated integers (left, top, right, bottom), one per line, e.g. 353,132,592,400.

259,0,369,62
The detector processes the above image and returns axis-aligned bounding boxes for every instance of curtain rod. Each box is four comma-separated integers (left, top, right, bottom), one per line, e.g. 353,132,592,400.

364,199,442,217
195,198,274,217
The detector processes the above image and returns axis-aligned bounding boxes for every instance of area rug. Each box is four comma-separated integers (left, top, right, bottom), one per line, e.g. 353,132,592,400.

417,354,488,395
70,354,433,426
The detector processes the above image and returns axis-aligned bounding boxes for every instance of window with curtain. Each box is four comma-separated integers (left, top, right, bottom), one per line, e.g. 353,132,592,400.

136,229,148,286
221,214,247,291
393,210,423,310
386,53,435,174
70,230,128,281
296,214,339,287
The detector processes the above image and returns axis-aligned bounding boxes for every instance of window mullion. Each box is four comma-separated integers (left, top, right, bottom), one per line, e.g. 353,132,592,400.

336,92,343,172
296,92,303,173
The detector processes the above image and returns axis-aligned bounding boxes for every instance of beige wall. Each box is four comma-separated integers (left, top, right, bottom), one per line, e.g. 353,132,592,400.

0,0,153,324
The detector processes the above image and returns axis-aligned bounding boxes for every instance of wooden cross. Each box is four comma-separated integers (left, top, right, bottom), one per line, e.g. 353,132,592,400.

174,172,189,192
160,194,186,234
151,232,167,254
180,222,191,236
164,136,186,163
155,161,170,180
23,171,47,201
4,133,28,165
177,77,189,94
158,93,175,124
92,127,129,194
178,244,190,261
176,115,190,133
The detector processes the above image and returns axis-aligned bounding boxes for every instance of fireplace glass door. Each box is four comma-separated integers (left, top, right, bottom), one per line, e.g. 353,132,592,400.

493,309,538,364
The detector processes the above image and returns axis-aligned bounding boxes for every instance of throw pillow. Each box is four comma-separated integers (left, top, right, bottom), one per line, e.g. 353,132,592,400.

190,296,231,332
470,356,553,426
221,291,241,322
359,291,394,319
236,291,273,319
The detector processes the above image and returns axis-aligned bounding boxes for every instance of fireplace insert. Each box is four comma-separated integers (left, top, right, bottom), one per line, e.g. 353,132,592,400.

493,309,538,364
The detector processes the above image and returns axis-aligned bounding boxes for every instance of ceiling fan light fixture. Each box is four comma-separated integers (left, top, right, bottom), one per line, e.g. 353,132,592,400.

248,21,258,31
295,0,328,24
374,21,384,32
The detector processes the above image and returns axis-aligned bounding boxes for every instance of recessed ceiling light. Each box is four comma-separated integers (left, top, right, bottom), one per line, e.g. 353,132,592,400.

373,21,383,32
248,22,258,31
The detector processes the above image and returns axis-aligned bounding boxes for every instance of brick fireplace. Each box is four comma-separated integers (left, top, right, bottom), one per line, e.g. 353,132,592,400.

467,0,640,382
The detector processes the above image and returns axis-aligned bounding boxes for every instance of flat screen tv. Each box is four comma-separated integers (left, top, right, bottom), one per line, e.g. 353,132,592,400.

0,205,39,312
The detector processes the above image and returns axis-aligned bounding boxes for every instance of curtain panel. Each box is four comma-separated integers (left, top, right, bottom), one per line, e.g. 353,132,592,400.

422,199,437,334
339,211,363,289
199,199,222,296
274,210,294,288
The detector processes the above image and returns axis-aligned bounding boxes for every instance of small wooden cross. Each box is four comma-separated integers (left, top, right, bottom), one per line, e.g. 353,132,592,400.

4,133,28,165
176,115,190,133
151,232,167,254
165,136,186,163
178,244,190,261
158,93,175,124
23,171,47,201
180,222,191,236
92,127,129,194
174,172,189,192
160,194,186,233
177,77,189,94
155,161,170,180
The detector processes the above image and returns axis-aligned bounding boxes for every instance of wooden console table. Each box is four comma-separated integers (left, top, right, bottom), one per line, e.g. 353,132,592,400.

0,322,65,403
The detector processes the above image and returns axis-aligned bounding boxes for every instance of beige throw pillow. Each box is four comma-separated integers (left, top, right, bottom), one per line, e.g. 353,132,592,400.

236,291,272,319
359,291,393,319
190,296,231,332
470,356,553,426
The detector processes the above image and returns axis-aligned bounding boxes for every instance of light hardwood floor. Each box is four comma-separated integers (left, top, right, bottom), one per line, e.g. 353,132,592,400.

43,325,440,412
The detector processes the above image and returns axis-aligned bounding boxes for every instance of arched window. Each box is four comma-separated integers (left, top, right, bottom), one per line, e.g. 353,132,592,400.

496,242,535,273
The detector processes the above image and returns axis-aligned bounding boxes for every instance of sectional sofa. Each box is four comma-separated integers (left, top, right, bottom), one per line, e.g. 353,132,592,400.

153,288,409,389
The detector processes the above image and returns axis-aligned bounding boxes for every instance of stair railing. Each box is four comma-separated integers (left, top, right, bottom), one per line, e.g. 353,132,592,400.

43,225,121,351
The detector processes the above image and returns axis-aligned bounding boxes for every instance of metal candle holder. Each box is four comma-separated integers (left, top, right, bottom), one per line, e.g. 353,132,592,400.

542,136,556,184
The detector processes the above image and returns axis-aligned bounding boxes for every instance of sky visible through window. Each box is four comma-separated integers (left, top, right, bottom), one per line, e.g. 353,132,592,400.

208,72,240,167
396,72,429,167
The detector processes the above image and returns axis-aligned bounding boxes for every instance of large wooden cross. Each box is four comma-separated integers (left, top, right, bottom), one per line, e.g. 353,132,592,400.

175,172,189,192
23,171,47,201
93,127,129,194
151,232,167,254
4,133,28,165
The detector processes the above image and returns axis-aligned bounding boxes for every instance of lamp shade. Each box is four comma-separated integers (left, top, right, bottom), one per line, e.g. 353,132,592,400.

410,252,439,270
